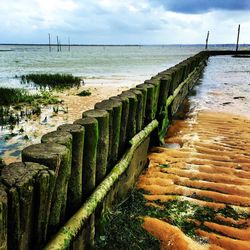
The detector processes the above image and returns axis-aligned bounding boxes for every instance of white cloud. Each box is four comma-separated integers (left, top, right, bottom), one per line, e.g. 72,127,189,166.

0,0,250,44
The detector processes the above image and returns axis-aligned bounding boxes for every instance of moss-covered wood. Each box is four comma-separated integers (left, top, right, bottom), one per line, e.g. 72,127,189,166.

22,143,71,236
0,162,52,249
110,95,130,157
82,110,109,184
57,124,85,217
44,120,158,250
74,117,98,200
0,185,7,250
41,131,73,224
130,88,143,132
95,100,122,168
119,91,138,140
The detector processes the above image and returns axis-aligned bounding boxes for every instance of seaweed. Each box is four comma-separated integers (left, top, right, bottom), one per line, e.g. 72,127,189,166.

96,189,250,248
77,89,91,96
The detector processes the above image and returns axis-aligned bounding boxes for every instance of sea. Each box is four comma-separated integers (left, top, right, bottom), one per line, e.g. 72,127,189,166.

0,44,250,162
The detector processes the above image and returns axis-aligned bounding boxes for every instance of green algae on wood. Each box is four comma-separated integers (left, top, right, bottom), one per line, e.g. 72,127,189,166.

74,117,98,200
82,110,109,185
57,124,85,217
22,143,71,236
44,120,158,250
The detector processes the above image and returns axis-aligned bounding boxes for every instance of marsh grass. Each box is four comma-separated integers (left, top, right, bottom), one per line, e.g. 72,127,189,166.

21,73,82,90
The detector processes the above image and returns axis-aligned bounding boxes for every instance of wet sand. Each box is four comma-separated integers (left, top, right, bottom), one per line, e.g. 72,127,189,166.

138,111,250,249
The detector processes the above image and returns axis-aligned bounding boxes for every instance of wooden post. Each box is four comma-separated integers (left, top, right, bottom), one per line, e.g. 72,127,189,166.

48,33,51,52
56,36,59,52
94,100,122,169
41,131,73,223
1,162,53,249
130,88,144,132
74,117,98,200
82,110,109,184
22,143,71,236
68,37,70,51
57,124,85,217
136,83,155,125
205,31,209,50
110,95,130,157
119,91,138,140
236,24,240,51
0,185,7,250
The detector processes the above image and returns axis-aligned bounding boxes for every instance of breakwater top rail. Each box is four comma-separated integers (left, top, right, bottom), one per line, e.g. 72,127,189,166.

0,50,247,249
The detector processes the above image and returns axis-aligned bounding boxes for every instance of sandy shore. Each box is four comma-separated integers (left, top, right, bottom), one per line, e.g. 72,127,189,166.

2,84,129,164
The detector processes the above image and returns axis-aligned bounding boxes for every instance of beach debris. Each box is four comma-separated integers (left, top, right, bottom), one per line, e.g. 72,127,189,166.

221,102,232,106
233,96,245,99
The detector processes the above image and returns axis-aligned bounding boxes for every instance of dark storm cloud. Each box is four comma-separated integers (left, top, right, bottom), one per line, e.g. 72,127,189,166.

156,0,250,14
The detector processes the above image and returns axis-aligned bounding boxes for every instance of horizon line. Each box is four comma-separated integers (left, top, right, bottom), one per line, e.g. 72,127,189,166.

1,43,250,46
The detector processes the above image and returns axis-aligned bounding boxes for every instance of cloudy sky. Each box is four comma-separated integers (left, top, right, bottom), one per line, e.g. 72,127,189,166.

1,0,250,44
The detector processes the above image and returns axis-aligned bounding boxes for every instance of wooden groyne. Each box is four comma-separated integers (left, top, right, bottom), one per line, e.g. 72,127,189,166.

0,50,248,249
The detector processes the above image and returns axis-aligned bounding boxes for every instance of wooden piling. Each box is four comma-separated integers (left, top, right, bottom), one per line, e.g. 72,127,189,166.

136,83,154,125
1,162,52,249
22,143,71,236
157,76,172,117
130,88,144,132
95,100,122,168
74,117,98,200
57,124,85,216
0,185,7,250
119,91,138,140
236,24,240,51
205,31,209,50
48,33,51,52
41,131,73,223
110,95,130,156
82,110,109,184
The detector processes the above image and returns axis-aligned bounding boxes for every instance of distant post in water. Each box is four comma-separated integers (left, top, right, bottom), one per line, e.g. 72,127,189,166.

205,31,209,50
236,24,240,51
57,36,60,52
68,37,71,52
48,33,51,52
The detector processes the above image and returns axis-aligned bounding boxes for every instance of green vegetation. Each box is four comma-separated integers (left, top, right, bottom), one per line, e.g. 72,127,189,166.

77,89,91,96
0,87,62,125
96,189,249,249
0,87,61,106
21,73,82,90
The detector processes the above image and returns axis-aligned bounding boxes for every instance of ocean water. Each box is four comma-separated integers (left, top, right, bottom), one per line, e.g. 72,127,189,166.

190,55,250,118
0,44,241,88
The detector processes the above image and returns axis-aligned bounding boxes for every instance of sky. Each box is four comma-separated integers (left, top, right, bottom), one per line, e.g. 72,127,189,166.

1,0,250,44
